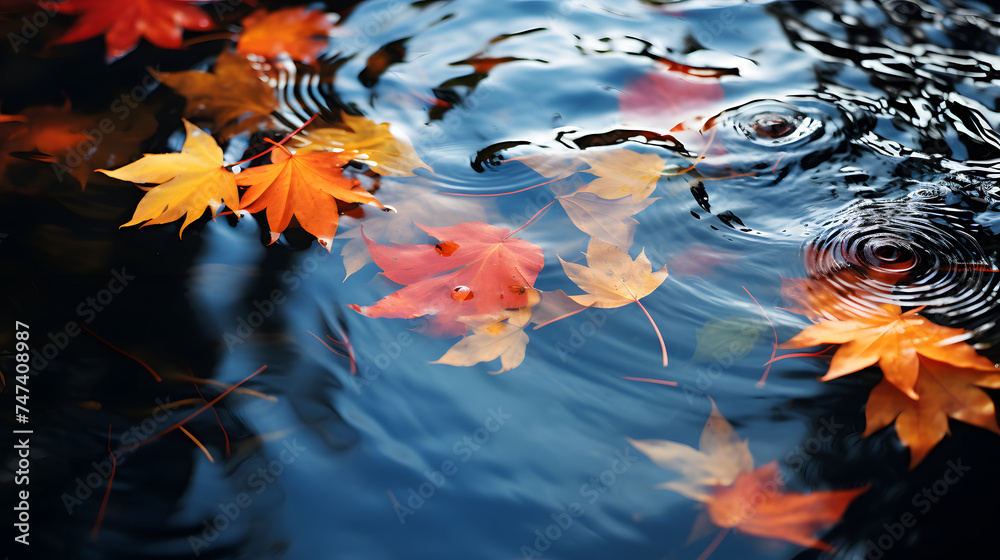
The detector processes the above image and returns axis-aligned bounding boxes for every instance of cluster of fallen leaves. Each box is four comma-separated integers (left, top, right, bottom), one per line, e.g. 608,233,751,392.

631,400,867,551
7,3,998,555
344,74,732,374
778,278,1000,468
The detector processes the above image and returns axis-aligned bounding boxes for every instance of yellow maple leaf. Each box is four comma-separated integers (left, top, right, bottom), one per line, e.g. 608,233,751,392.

291,112,431,177
628,399,753,502
99,120,238,237
432,307,533,374
580,148,665,201
559,236,669,365
556,190,657,249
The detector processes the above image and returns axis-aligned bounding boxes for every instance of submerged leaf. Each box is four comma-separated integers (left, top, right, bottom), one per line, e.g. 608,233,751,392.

632,401,866,550
156,51,278,139
44,0,217,59
557,191,656,250
237,7,333,65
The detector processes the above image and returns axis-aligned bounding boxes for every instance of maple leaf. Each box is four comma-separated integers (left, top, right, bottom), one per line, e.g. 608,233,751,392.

691,316,765,364
780,304,988,400
338,184,493,279
44,0,219,59
556,191,656,250
707,461,866,551
432,307,532,374
558,236,669,365
513,151,587,181
291,112,431,177
156,51,278,139
349,221,544,337
579,149,666,201
236,7,333,65
619,71,725,133
235,144,385,247
632,401,866,551
98,119,238,236
865,357,1000,467
0,101,92,177
628,399,753,502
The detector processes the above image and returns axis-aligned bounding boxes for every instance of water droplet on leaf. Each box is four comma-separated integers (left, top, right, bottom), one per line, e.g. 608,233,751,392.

451,286,473,301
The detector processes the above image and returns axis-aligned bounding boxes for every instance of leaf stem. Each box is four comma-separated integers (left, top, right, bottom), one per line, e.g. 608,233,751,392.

120,365,268,453
505,199,555,239
634,298,668,367
227,112,319,168
742,285,776,387
90,424,116,541
623,376,677,386
694,528,729,560
444,175,562,197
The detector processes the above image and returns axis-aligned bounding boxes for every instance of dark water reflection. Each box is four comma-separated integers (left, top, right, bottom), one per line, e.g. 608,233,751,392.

3,0,1000,559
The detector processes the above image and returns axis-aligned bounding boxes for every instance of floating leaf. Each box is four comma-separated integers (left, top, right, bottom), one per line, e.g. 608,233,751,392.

780,303,988,400
236,7,333,65
349,221,544,337
44,0,217,59
235,144,385,247
99,120,238,236
558,236,669,365
865,357,1000,467
432,307,532,374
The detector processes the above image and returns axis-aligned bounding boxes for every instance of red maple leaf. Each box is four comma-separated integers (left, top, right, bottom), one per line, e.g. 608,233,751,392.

44,0,221,59
349,222,544,337
620,71,726,133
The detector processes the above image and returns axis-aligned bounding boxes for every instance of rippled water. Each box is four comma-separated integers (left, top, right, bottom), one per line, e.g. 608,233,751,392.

4,1,1000,559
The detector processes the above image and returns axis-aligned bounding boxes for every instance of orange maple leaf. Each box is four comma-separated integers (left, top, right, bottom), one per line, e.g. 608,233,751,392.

44,0,219,59
236,7,332,65
865,357,1000,467
708,462,865,550
156,51,278,139
235,143,386,247
631,401,866,551
780,304,987,400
